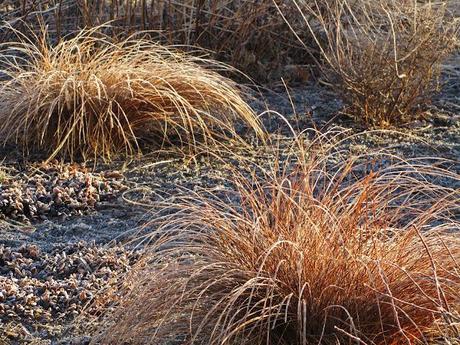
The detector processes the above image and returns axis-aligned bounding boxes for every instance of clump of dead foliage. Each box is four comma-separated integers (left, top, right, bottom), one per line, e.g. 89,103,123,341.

94,135,460,344
287,0,459,126
0,25,263,161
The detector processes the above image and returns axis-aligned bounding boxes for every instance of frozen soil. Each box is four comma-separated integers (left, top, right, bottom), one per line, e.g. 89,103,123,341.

0,59,459,344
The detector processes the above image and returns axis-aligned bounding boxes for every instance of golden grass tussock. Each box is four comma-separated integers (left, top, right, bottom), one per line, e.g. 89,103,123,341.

284,0,459,126
93,139,460,344
0,26,263,161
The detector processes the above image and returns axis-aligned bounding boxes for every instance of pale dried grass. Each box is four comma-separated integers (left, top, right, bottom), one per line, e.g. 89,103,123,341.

0,25,263,161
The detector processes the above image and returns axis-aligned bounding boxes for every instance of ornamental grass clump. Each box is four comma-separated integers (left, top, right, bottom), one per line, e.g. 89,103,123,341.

94,142,460,344
0,26,263,161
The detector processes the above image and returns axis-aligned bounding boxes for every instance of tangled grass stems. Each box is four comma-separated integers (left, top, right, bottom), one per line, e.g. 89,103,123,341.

94,135,460,344
0,25,263,161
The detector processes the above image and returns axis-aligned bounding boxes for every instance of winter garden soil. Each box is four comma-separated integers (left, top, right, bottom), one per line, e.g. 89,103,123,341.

0,55,459,344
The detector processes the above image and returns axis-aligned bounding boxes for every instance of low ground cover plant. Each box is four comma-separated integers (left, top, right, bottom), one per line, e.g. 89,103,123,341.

287,0,459,126
0,26,263,161
94,138,460,344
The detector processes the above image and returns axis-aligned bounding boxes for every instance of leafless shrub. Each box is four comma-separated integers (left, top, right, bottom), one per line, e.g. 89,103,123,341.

94,136,460,344
1,0,312,82
286,0,459,126
0,25,263,161
77,0,314,82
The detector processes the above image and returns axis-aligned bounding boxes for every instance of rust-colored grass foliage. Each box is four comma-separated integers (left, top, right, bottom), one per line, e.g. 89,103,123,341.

285,0,459,126
0,26,263,161
94,139,460,344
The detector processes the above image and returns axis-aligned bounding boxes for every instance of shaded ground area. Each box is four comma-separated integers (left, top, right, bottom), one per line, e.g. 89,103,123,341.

0,54,459,344
0,243,141,344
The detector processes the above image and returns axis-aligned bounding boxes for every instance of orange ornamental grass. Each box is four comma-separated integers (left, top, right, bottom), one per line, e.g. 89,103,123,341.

0,26,263,161
93,139,460,345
